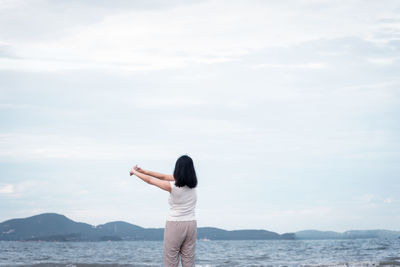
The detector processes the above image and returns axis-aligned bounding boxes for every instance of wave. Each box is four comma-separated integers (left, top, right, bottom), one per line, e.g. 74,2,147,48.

6,261,400,267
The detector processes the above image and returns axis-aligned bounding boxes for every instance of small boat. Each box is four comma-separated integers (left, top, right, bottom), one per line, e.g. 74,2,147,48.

200,238,211,241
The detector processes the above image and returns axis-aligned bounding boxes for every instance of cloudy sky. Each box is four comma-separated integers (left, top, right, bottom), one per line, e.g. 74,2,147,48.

0,0,399,233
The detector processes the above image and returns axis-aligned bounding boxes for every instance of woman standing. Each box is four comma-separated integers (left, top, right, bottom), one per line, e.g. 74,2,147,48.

129,155,198,267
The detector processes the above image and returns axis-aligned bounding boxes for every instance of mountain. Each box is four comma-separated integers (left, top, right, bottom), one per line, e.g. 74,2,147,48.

295,230,342,240
97,221,163,241
197,227,295,240
1,213,398,242
295,229,400,240
0,213,294,241
0,213,96,241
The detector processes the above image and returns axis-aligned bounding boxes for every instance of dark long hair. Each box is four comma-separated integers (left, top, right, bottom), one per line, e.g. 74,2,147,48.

173,155,197,188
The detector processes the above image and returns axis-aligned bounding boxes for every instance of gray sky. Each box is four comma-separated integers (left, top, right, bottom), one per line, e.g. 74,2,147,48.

0,0,399,233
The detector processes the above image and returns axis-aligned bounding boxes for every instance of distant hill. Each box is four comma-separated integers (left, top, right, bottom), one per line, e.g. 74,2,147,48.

0,213,98,241
1,213,398,242
197,227,295,240
0,213,294,241
295,229,400,240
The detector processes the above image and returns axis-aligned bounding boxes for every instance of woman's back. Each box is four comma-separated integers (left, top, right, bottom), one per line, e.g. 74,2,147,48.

167,181,197,221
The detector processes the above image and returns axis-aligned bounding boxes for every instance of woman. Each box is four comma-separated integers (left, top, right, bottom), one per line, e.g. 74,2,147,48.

129,155,198,267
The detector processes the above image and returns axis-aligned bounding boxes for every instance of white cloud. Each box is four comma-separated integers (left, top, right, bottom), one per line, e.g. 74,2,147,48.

0,103,40,109
1,0,399,72
0,133,179,161
367,57,399,65
130,96,207,109
0,57,121,72
0,0,26,9
249,62,328,70
0,181,48,197
355,194,376,203
384,198,393,204
0,184,13,194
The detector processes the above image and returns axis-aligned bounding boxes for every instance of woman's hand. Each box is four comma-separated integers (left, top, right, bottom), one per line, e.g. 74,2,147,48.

129,166,137,176
130,164,144,176
134,164,144,173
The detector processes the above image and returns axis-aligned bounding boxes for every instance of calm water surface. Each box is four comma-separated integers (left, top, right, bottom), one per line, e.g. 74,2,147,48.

1,239,399,267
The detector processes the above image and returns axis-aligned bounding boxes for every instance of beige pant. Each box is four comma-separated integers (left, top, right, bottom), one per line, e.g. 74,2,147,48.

164,220,197,267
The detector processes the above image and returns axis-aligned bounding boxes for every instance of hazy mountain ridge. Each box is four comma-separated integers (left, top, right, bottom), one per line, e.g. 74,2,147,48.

0,213,294,241
1,213,398,241
296,229,400,240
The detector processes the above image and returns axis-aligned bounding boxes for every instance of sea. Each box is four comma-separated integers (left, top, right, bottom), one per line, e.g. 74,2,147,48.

1,238,399,267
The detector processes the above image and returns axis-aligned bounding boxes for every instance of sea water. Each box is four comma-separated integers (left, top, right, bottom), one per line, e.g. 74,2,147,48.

1,238,399,267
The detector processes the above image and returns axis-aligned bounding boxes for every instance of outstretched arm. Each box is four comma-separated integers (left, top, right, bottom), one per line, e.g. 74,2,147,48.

133,165,175,181
130,167,171,193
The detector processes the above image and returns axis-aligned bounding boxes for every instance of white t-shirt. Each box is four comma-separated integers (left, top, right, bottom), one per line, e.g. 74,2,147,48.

167,181,197,221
